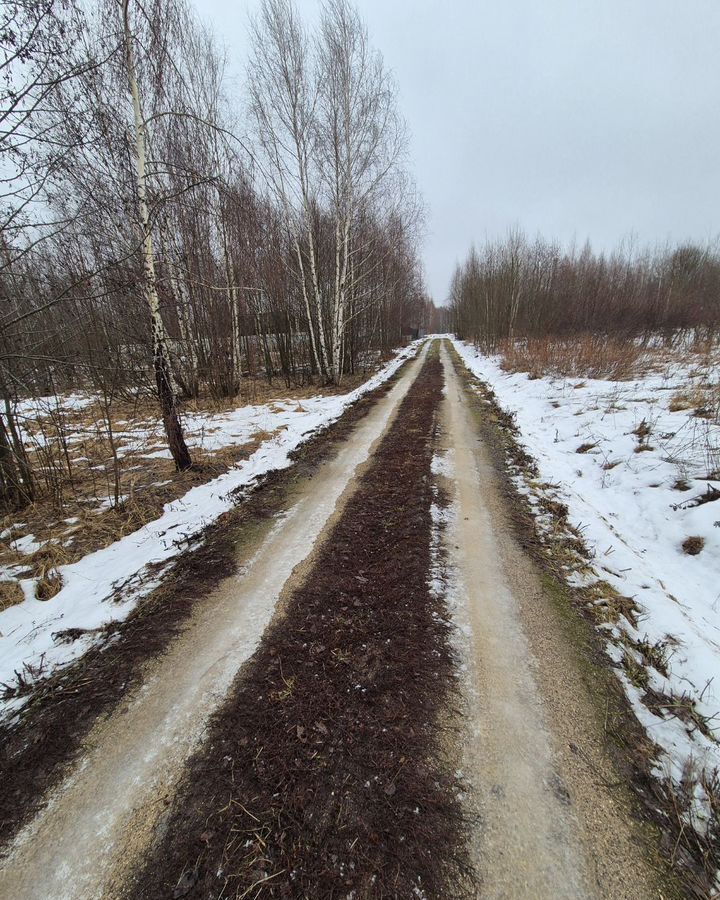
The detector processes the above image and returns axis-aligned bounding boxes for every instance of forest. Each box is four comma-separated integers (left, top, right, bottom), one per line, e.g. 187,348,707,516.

450,231,720,349
0,0,433,512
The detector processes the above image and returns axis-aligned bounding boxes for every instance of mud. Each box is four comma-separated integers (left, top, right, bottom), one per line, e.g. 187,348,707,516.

439,343,669,899
124,351,471,900
0,348,427,900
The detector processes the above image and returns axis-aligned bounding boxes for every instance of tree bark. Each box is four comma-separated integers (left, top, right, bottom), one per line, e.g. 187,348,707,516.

122,0,191,471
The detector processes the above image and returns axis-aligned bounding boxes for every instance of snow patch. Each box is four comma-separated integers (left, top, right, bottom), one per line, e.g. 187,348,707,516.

0,343,420,717
452,336,720,840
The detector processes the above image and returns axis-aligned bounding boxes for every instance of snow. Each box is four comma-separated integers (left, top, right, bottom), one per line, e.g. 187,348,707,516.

111,396,384,460
7,533,43,555
451,337,720,825
14,392,95,417
0,343,419,716
431,448,455,479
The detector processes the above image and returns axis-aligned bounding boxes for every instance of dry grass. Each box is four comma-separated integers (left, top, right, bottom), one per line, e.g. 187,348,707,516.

669,384,719,425
0,437,272,605
500,335,720,389
500,335,642,380
576,442,598,454
0,581,24,611
1,363,394,608
0,379,314,607
632,418,653,440
682,536,705,556
584,580,641,629
35,568,62,601
175,372,370,413
669,388,710,413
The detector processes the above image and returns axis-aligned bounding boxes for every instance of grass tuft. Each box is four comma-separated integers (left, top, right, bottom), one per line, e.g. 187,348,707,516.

576,442,598,454
0,581,24,611
500,335,642,380
682,536,705,556
35,567,62,601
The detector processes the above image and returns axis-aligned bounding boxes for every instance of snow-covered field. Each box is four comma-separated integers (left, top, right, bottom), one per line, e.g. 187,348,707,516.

0,343,419,717
452,337,720,830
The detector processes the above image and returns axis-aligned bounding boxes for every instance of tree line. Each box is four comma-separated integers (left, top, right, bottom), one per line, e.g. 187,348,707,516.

450,230,720,349
0,0,431,512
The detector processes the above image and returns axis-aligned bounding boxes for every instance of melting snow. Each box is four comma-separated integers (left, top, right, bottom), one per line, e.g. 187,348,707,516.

0,343,419,717
452,337,720,821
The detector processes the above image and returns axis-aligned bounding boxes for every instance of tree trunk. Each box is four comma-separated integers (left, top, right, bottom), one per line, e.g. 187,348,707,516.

0,413,21,511
123,0,191,471
292,241,319,376
2,397,33,507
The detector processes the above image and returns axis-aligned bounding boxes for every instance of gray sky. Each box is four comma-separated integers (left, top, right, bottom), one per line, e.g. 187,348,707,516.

192,0,720,303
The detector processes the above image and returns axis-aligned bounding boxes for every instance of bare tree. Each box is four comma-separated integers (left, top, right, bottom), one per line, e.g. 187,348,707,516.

0,0,429,515
0,0,91,508
248,0,412,384
119,0,192,469
316,0,406,381
451,231,720,348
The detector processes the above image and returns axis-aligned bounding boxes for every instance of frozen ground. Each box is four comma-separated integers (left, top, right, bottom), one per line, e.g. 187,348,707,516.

0,344,418,717
452,337,720,833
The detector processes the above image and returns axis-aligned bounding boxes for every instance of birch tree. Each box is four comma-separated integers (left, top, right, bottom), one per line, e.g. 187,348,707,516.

248,0,409,384
316,0,406,382
0,0,91,508
118,0,191,469
248,0,328,379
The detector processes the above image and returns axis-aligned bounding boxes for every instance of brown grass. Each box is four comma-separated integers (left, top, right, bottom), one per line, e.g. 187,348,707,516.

584,581,641,629
0,581,24,611
669,388,709,413
34,566,63,601
576,442,598,454
0,403,290,608
0,439,268,605
682,536,705,556
3,366,394,611
500,335,642,380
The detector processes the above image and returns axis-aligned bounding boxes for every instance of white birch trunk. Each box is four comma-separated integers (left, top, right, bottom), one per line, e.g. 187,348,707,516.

122,0,191,470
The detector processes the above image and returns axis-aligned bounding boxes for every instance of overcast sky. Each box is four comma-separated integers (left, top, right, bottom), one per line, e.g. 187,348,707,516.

190,0,720,303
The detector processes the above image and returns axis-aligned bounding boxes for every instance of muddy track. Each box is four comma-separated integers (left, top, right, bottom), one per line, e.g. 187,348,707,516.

1,339,684,900
124,350,472,900
438,342,677,899
446,343,694,898
0,348,427,899
0,355,416,852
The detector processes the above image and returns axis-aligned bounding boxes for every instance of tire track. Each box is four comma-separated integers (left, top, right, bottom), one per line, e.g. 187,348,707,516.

0,348,428,900
439,342,668,899
124,348,472,900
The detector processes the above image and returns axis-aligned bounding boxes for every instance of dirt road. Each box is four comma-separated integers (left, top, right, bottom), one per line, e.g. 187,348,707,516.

0,347,427,900
437,343,666,899
1,340,672,899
